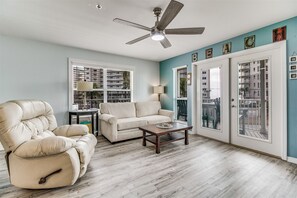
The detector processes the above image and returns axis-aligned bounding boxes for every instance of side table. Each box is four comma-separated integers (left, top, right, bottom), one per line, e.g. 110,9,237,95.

69,109,99,136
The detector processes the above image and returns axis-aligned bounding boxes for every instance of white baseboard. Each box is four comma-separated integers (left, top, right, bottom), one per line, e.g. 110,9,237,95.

287,157,297,164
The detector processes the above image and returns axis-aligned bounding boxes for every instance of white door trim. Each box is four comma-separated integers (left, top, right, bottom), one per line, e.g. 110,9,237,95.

192,41,287,160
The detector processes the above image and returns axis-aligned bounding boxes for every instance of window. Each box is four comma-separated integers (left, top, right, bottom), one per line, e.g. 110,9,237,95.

177,68,187,98
71,63,133,109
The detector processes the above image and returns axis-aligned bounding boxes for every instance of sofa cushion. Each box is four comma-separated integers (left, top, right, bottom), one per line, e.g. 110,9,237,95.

117,118,147,131
100,103,136,119
143,115,171,125
135,101,161,117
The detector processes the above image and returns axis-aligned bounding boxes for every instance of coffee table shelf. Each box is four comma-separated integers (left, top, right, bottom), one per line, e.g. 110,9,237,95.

145,133,184,145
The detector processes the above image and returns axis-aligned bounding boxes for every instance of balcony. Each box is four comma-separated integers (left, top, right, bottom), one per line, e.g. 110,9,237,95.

238,99,268,140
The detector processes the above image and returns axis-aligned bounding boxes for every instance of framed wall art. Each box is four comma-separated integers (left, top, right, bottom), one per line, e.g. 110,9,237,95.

273,26,286,42
205,48,213,59
222,42,232,55
192,52,198,62
244,35,255,49
187,73,192,85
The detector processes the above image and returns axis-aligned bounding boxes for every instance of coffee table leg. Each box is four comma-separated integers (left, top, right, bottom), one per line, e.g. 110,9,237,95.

142,131,146,146
156,135,160,154
185,130,189,145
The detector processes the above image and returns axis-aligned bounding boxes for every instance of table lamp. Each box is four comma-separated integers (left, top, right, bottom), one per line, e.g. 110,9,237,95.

153,85,164,101
77,80,93,110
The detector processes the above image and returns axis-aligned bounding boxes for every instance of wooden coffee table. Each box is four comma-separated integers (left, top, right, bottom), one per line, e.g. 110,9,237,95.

139,122,193,154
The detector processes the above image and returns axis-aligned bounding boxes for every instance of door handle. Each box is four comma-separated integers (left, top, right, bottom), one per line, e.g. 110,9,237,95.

232,105,236,108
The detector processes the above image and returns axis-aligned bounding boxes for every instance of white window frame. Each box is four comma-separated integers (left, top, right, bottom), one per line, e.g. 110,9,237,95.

68,58,134,110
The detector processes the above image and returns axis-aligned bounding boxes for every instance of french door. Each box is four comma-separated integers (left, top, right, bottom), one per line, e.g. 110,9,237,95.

194,42,286,159
196,59,230,143
231,48,285,158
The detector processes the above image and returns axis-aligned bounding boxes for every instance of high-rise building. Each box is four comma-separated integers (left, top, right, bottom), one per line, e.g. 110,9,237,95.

73,66,131,109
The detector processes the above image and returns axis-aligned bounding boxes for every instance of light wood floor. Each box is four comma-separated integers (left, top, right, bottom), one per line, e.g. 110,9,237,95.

1,135,297,198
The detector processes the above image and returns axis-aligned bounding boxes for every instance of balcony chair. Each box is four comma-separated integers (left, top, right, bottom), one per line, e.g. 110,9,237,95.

0,100,97,189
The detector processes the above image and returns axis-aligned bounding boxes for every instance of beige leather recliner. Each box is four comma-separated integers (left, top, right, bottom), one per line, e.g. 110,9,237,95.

0,100,97,189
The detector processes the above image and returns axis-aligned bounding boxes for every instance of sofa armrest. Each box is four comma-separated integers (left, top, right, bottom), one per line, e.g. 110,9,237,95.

99,114,117,124
99,114,118,142
159,109,175,121
14,136,76,158
53,124,88,137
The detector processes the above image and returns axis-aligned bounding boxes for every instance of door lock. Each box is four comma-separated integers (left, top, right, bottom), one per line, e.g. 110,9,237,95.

232,105,236,108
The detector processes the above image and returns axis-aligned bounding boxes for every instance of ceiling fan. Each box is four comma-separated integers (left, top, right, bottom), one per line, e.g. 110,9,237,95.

113,0,205,48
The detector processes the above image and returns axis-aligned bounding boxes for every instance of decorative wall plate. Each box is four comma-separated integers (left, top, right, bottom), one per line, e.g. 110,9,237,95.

244,35,255,49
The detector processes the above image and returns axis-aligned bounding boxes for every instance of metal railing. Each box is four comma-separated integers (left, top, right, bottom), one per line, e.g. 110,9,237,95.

238,99,268,140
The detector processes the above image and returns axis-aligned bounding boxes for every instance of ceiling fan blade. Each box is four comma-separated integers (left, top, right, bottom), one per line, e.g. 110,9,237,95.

113,18,151,32
165,27,205,35
126,34,151,45
157,0,184,30
160,37,172,48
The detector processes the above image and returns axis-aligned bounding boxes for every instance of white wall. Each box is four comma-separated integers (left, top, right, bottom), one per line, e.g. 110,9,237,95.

0,34,160,126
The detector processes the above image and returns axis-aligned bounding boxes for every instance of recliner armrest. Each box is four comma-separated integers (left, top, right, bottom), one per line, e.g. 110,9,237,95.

14,136,76,158
159,109,174,121
99,114,117,124
53,124,88,137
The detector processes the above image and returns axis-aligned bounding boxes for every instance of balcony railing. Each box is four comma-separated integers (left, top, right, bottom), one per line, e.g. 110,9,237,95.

238,99,268,140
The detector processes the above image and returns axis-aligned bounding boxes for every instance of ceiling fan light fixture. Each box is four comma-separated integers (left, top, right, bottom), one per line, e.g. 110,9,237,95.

151,31,165,41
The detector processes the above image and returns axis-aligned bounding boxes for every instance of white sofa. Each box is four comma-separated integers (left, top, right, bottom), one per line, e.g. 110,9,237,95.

99,101,174,143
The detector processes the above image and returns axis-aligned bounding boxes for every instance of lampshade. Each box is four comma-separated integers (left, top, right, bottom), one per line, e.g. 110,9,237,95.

77,81,93,91
153,85,164,94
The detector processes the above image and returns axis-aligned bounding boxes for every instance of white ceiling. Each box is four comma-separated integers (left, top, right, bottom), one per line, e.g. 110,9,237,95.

0,0,296,62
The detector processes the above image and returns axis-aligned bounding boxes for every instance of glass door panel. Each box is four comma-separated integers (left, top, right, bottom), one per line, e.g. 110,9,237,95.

196,58,229,143
237,59,270,141
201,67,221,130
176,67,187,121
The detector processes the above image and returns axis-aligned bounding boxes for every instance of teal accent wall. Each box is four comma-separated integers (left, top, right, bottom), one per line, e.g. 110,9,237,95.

160,16,297,158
